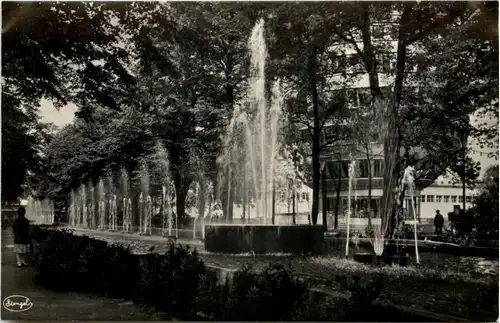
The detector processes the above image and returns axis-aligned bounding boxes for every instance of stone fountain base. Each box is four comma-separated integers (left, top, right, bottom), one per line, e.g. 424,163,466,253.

204,224,325,255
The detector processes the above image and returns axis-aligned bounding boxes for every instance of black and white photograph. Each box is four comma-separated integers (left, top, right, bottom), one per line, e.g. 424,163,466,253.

2,1,499,321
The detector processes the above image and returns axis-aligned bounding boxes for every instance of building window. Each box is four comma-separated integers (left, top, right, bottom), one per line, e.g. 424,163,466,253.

427,195,434,202
421,195,425,202
296,193,301,201
436,195,442,203
451,196,457,203
373,159,384,177
302,193,309,201
359,159,370,178
459,196,464,203
347,54,364,73
358,88,371,106
466,196,472,203
372,24,385,39
377,54,391,73
443,195,450,203
332,54,346,74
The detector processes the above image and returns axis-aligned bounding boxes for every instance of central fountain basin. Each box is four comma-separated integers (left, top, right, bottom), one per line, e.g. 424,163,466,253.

204,224,325,255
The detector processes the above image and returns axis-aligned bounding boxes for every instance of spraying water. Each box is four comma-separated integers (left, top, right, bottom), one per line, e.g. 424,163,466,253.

219,18,286,224
139,192,144,234
81,184,88,228
345,159,357,257
26,198,54,224
403,166,420,264
145,195,152,235
97,179,105,229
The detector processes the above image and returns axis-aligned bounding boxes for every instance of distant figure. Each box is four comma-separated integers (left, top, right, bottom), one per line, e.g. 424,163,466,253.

434,210,444,235
13,207,32,267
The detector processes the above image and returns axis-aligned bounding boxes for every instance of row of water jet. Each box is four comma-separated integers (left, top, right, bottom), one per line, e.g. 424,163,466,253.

68,164,161,234
25,197,54,224
218,18,286,224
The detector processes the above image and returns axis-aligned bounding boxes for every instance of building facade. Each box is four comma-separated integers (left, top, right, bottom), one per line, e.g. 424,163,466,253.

304,15,498,230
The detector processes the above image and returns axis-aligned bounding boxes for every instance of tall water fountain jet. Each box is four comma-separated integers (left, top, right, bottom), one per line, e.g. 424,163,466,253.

139,193,144,234
345,159,357,258
219,18,285,224
139,162,150,234
81,184,88,228
89,184,96,229
97,179,105,229
121,168,130,232
70,190,77,226
110,195,117,231
403,166,420,264
145,195,152,235
123,198,132,233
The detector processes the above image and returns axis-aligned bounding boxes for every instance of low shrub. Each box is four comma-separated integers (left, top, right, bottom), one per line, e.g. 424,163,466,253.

196,264,308,321
136,244,207,319
32,227,386,321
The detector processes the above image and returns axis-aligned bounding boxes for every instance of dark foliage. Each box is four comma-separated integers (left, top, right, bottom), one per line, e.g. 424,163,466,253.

32,227,386,320
136,244,207,319
196,264,308,321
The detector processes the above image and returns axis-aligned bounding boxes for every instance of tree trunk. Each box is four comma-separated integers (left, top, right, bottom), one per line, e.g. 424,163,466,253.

310,46,321,225
292,188,296,224
462,145,466,212
334,176,341,230
174,178,190,228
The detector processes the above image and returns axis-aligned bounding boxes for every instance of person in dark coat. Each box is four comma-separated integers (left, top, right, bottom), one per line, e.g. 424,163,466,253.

13,207,32,267
433,210,444,235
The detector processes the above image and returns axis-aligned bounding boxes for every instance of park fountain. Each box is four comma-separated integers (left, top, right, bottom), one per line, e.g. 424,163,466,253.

403,166,420,264
121,168,130,232
110,195,117,231
26,198,54,224
69,190,75,226
81,184,88,228
89,184,96,229
204,18,324,254
139,193,144,234
124,198,132,233
145,195,152,235
345,159,357,258
98,179,105,229
98,200,105,230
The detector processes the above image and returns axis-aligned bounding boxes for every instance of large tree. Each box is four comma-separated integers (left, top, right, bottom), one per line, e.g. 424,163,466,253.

324,2,498,239
265,3,354,225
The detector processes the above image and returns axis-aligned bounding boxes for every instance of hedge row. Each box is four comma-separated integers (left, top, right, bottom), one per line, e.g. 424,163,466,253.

31,226,383,321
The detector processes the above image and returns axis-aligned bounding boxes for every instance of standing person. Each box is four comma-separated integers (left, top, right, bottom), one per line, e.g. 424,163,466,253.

433,209,444,235
13,207,32,267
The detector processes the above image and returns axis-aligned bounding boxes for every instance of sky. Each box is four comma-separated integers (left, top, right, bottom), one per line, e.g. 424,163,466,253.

38,98,77,128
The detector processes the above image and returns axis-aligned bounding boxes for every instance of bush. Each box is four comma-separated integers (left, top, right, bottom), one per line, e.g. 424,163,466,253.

100,244,141,299
32,227,384,321
196,264,308,321
136,244,207,319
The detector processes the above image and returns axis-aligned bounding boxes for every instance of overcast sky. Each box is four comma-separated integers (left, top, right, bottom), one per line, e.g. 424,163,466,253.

38,98,76,128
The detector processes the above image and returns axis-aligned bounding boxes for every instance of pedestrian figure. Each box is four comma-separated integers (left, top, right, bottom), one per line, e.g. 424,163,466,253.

13,207,32,267
434,210,444,235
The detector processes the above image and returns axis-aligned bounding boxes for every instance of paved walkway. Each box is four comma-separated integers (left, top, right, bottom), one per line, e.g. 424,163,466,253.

1,230,164,321
70,227,204,248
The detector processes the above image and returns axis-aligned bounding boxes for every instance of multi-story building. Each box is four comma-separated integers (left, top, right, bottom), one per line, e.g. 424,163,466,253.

302,15,498,230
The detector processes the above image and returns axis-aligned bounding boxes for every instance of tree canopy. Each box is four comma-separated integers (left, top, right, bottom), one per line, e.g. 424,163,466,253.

3,2,497,225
